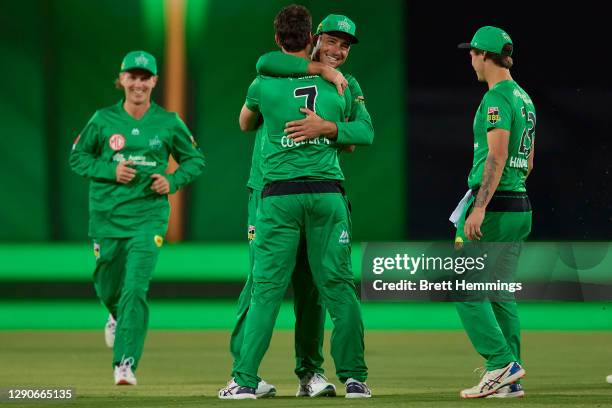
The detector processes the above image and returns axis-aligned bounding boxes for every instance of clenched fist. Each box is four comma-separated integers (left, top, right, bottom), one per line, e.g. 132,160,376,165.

116,160,136,184
150,174,170,195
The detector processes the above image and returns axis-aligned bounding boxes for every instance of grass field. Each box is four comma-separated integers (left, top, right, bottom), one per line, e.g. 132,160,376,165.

1,330,612,407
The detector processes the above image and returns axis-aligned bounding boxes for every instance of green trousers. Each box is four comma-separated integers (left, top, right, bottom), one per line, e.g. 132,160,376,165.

93,233,162,370
234,190,367,388
230,189,326,379
455,196,532,370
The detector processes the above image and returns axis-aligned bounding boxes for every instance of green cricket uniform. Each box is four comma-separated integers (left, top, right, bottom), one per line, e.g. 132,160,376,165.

455,79,535,371
70,100,205,370
234,72,371,389
230,52,374,381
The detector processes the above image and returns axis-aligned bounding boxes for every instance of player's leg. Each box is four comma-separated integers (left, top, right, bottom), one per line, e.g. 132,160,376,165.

233,194,302,392
292,238,330,396
93,238,127,349
112,232,162,384
455,210,529,397
305,192,370,398
230,189,260,375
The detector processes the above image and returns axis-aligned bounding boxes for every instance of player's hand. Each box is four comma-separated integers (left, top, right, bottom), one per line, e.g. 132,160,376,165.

116,160,136,184
150,174,170,194
464,207,485,241
321,66,348,95
285,108,337,143
342,144,356,153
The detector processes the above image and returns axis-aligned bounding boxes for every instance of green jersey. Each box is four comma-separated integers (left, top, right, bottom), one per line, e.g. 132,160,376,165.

70,100,205,238
245,75,351,184
468,80,535,192
255,51,374,145
246,123,265,191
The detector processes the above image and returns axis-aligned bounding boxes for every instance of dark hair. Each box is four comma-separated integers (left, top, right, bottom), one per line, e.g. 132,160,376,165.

473,44,514,69
274,5,312,52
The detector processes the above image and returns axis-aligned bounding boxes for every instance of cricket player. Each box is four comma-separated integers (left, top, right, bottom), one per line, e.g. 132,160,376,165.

452,27,535,398
222,14,373,399
69,51,205,385
221,5,372,399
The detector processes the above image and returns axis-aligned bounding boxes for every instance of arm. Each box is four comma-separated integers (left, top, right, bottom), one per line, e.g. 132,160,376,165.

239,104,260,132
256,51,347,94
464,128,509,240
69,112,119,181
164,114,206,194
238,77,261,132
285,76,374,146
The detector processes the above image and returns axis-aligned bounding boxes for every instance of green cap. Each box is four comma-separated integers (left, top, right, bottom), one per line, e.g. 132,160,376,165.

120,50,158,75
458,26,513,55
315,14,359,44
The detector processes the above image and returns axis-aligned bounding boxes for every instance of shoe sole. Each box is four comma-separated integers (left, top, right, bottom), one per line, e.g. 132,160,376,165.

115,380,136,386
460,368,525,399
487,390,525,398
345,393,371,399
310,385,337,397
256,388,277,399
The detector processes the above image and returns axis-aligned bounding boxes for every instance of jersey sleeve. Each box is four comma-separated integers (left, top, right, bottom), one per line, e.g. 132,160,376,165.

335,76,374,145
256,51,309,77
482,90,513,132
167,114,206,194
244,77,261,112
69,111,117,181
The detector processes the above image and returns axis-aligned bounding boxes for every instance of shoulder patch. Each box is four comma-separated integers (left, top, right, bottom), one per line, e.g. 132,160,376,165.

487,107,500,125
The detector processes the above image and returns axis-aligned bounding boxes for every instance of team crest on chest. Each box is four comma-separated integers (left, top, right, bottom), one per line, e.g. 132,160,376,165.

109,133,125,151
487,107,500,125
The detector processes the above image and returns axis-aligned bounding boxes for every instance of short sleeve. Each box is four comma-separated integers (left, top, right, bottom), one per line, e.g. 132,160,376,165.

483,90,512,132
245,77,261,112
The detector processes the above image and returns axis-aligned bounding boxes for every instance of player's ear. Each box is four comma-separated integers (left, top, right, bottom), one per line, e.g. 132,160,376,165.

274,33,281,48
150,76,158,88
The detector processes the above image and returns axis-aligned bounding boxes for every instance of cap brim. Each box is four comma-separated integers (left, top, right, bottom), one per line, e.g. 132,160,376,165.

457,43,472,49
320,30,359,44
121,66,156,76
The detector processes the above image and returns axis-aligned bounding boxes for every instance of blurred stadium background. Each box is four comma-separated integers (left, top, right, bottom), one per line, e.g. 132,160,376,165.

0,0,610,404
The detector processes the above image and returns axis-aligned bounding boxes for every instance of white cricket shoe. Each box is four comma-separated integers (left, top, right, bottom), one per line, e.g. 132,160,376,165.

218,378,274,399
460,362,525,398
296,373,336,397
114,357,137,385
255,379,277,398
345,378,371,398
487,383,525,398
606,374,612,384
104,315,116,348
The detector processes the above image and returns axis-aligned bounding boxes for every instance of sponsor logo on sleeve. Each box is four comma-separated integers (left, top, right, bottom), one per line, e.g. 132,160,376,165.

93,242,101,259
487,107,500,125
248,225,256,242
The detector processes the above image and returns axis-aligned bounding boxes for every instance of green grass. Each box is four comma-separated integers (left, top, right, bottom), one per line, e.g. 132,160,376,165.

1,330,612,407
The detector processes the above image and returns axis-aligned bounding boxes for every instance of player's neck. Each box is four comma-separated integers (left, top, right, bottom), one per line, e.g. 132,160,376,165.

123,100,151,120
486,69,513,89
283,48,310,60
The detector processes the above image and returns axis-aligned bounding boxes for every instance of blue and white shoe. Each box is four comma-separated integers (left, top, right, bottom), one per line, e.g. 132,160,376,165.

487,383,525,398
218,378,256,400
255,379,277,398
345,378,372,398
460,362,525,398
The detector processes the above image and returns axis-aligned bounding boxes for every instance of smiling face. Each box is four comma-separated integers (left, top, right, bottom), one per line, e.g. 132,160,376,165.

315,32,352,68
119,69,158,105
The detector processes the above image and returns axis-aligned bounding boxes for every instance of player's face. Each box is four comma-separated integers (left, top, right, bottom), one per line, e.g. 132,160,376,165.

316,33,351,68
120,69,158,105
470,49,486,82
